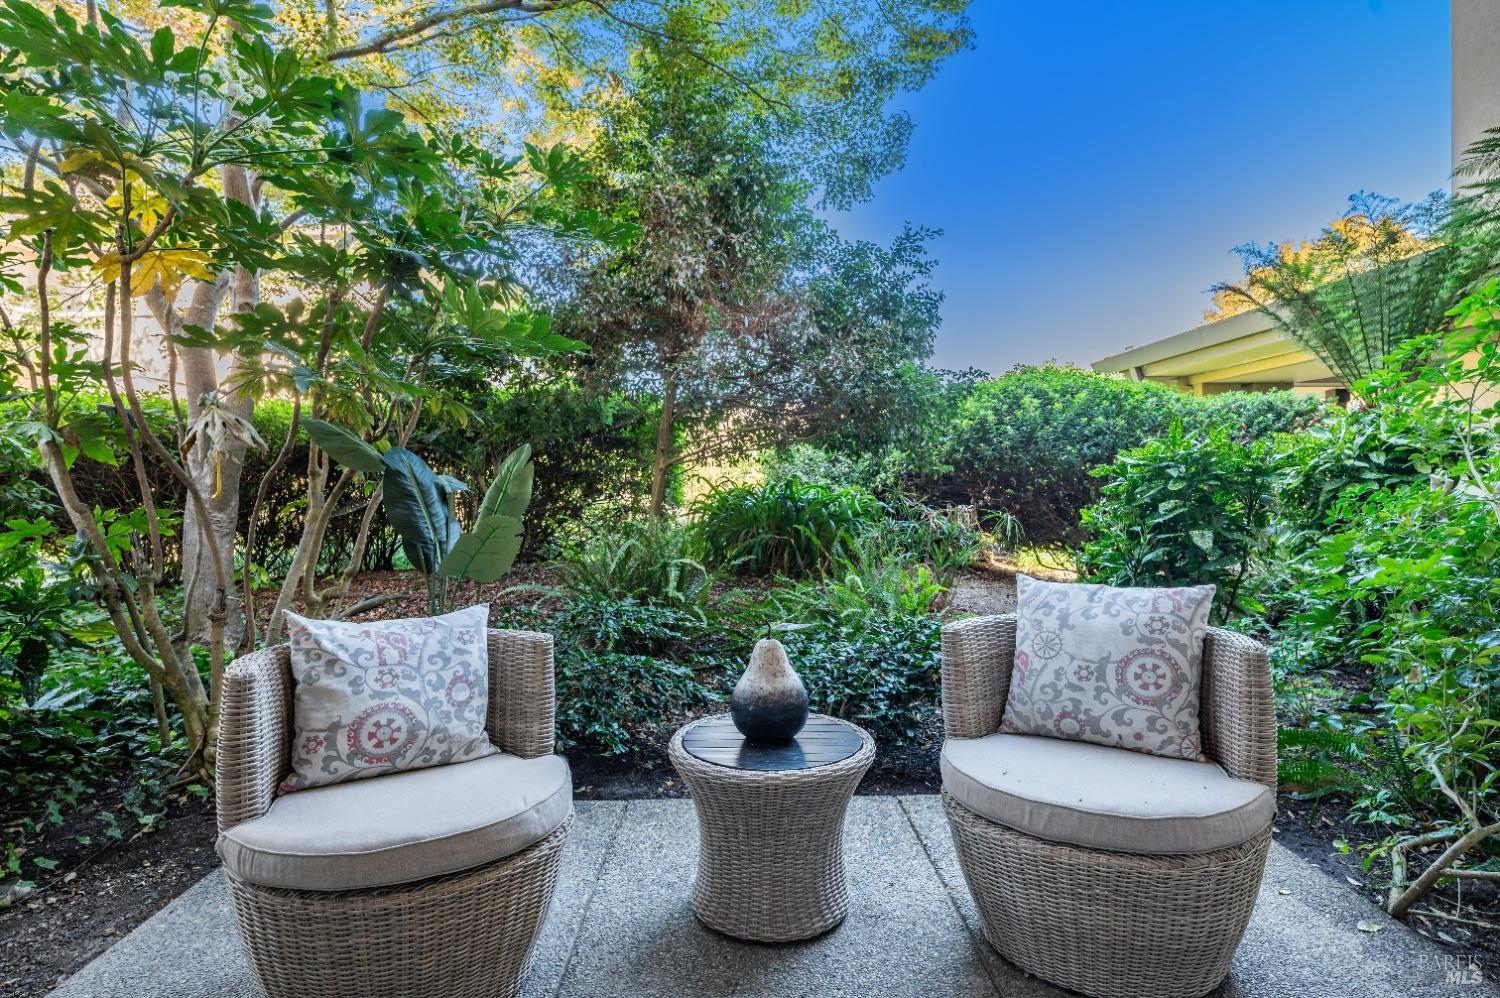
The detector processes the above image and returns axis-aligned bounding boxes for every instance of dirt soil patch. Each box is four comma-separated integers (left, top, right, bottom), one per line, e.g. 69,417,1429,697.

0,782,217,997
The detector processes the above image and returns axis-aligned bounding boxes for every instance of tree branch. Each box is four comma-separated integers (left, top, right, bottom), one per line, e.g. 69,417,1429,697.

324,0,583,62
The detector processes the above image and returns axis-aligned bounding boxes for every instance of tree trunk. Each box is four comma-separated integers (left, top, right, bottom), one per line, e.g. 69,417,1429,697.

179,165,258,646
649,369,678,516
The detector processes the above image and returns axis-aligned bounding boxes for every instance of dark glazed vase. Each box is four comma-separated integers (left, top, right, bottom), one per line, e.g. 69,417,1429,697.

730,638,809,745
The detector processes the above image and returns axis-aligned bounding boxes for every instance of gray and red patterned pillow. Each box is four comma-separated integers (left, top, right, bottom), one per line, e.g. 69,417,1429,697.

1000,575,1215,761
278,605,496,793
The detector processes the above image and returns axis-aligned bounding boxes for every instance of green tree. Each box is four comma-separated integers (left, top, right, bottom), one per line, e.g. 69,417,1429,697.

551,13,946,512
0,0,617,775
295,1,973,211
1211,190,1497,393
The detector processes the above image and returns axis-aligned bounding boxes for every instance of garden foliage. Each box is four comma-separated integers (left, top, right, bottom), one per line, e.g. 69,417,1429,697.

1077,283,1500,878
916,365,1320,547
693,478,884,578
1080,423,1278,622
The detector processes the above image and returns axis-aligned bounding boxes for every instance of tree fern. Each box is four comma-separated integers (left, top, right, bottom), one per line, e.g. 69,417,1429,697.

1212,191,1494,393
1277,724,1427,819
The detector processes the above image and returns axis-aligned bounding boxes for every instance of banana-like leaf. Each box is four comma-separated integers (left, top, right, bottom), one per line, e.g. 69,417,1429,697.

380,447,458,575
435,473,468,495
478,443,533,521
438,514,523,583
304,418,384,474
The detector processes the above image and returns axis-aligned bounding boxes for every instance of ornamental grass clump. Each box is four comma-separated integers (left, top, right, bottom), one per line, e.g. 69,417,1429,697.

692,478,882,578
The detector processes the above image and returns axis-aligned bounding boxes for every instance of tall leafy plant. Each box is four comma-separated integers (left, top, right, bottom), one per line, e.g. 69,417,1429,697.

1211,192,1495,393
692,478,882,578
1080,423,1277,622
305,421,534,614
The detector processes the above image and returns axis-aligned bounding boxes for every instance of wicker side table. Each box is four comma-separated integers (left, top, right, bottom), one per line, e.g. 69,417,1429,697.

668,713,875,943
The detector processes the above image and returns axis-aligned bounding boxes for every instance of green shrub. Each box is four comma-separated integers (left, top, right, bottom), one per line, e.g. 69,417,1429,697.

0,548,82,706
1273,405,1441,540
879,498,983,586
0,638,168,808
511,592,720,757
760,553,949,623
413,377,663,552
693,477,882,577
1270,483,1498,675
778,612,941,742
761,443,926,499
1080,423,1277,621
551,518,708,609
554,646,716,757
920,366,1317,548
1265,476,1500,830
0,416,52,527
545,592,711,659
6,375,663,576
1196,390,1325,443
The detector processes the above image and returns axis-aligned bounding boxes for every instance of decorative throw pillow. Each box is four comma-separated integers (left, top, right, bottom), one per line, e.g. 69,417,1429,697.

279,604,495,793
1000,575,1214,761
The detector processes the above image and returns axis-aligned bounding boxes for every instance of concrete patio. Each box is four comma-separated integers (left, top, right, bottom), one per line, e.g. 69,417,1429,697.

51,797,1493,998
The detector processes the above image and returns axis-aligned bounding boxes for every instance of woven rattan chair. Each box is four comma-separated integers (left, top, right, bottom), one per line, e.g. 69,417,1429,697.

940,614,1276,998
215,629,572,998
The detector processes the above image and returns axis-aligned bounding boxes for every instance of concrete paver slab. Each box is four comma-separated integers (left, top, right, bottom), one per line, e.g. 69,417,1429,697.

45,795,1493,998
549,797,998,998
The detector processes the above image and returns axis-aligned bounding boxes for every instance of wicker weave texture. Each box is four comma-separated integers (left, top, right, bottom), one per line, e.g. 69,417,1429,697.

226,813,572,998
940,614,1016,740
216,644,294,834
215,628,568,998
669,716,875,942
485,629,557,760
1200,627,1277,791
945,795,1270,998
938,613,1277,998
216,628,558,834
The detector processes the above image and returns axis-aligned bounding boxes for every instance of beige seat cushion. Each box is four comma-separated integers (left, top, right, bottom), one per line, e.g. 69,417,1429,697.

218,753,572,890
941,733,1272,855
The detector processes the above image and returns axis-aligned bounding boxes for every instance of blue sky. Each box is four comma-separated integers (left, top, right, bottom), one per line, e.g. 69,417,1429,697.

828,0,1452,375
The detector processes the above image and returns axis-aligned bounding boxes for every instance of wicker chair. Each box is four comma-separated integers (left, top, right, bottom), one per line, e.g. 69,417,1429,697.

215,629,573,998
940,614,1276,998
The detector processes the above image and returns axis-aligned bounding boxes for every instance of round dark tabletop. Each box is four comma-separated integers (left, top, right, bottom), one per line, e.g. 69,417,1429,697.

679,714,866,772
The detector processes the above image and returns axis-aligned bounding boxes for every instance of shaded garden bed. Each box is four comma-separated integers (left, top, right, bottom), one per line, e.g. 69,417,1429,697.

0,778,217,997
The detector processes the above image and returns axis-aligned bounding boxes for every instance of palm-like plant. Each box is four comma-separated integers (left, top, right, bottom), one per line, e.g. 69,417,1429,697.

1212,192,1490,392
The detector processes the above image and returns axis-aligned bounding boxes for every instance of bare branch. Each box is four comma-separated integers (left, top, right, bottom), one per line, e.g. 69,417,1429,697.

324,0,584,62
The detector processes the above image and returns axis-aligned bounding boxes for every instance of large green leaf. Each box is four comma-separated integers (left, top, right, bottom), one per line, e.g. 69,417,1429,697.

478,443,533,521
303,418,383,474
380,447,457,575
438,514,523,583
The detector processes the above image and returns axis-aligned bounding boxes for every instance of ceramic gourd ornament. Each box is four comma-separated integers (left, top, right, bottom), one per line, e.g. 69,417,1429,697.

730,637,809,745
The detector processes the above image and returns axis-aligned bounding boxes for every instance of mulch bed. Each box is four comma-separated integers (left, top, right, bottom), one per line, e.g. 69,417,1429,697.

0,782,218,996
5,566,1495,994
1274,797,1499,971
